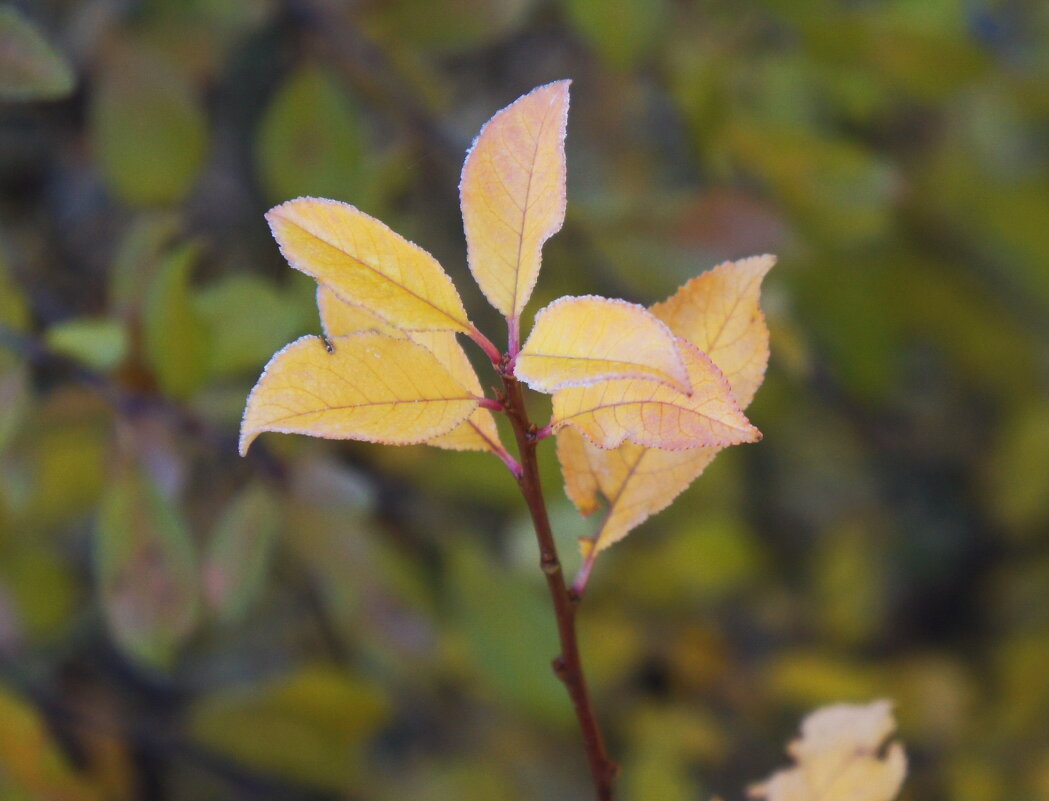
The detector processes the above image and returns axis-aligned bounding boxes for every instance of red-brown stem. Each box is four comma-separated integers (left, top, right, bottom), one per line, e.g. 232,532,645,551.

502,375,618,800
469,325,503,365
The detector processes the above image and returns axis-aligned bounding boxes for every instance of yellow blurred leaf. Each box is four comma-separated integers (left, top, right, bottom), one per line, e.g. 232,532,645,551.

766,652,884,707
240,332,479,455
267,197,472,334
460,80,570,322
748,700,906,801
188,666,389,791
651,254,775,408
317,287,503,454
516,296,691,393
552,339,758,450
0,686,100,801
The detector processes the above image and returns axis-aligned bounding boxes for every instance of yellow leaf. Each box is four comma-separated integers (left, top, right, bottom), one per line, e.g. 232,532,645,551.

557,256,774,552
651,254,775,408
557,424,602,516
516,296,691,393
317,287,503,454
267,197,472,333
240,332,478,455
460,80,570,323
748,700,907,801
317,285,400,339
557,427,719,553
553,339,759,450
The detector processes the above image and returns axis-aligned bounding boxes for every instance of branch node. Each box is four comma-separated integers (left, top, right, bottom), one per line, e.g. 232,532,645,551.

552,655,568,679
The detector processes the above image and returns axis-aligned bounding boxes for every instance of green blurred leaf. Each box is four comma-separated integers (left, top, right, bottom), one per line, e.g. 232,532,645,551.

25,419,109,529
362,0,535,52
946,755,1008,801
448,545,566,725
369,758,526,801
109,213,181,316
45,317,128,371
625,513,765,607
621,705,711,801
256,64,366,204
791,254,904,400
91,48,207,206
144,243,211,399
996,634,1049,738
0,254,29,332
0,365,28,455
725,119,898,246
985,403,1049,540
95,467,199,670
0,546,77,641
0,7,75,100
203,483,280,625
188,666,389,790
563,0,668,70
811,521,885,645
0,685,100,801
193,274,311,375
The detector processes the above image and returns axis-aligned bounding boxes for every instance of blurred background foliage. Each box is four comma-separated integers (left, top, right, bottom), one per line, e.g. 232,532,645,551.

1,0,1048,799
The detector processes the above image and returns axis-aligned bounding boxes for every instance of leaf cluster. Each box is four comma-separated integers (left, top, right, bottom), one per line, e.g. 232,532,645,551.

241,82,774,572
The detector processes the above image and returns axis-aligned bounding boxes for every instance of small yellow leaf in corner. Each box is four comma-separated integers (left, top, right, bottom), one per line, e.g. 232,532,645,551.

460,80,570,322
516,296,691,393
748,700,907,801
240,332,478,455
267,197,472,334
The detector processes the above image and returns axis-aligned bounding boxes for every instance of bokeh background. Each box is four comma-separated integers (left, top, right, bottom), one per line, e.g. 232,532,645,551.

2,0,1049,799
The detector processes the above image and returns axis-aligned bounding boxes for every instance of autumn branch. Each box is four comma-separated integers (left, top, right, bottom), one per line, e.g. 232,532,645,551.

501,375,618,801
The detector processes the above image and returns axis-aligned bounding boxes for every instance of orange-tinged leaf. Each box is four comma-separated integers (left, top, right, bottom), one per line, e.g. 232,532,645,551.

748,700,907,801
317,287,503,453
239,332,479,455
96,467,199,670
651,254,775,409
267,197,472,333
516,295,691,393
557,254,775,553
553,339,759,450
460,80,570,321
557,427,719,553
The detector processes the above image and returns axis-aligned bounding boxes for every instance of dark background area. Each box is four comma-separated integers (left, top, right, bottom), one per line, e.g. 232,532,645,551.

1,0,1048,799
